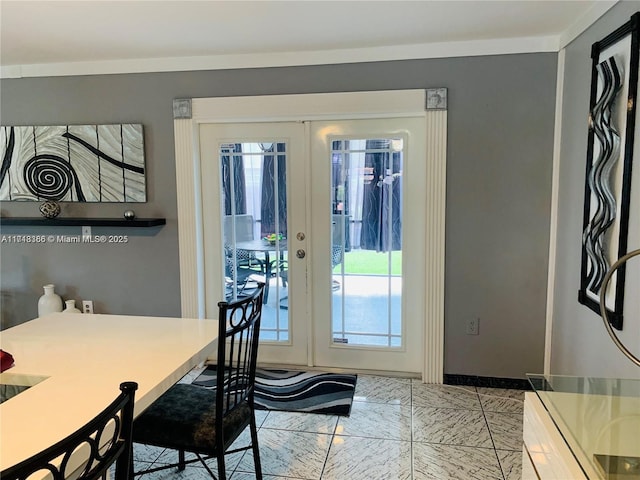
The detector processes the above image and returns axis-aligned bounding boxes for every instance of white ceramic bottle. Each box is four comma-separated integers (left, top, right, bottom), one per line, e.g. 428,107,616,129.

63,299,82,313
37,284,63,316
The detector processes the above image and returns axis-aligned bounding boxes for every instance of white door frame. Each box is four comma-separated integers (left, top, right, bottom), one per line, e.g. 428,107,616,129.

172,90,447,382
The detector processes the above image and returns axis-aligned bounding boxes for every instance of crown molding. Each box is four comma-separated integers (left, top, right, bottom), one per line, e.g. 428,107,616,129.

0,0,620,80
558,0,618,49
1,35,559,79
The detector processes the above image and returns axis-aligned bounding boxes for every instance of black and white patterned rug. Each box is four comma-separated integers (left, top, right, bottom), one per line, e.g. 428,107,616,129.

192,367,357,416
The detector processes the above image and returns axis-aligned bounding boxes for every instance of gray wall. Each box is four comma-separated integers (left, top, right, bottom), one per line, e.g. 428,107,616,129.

551,1,640,379
0,53,557,378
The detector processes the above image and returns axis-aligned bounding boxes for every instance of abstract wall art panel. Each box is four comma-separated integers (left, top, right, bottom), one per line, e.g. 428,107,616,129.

579,13,640,330
0,124,146,202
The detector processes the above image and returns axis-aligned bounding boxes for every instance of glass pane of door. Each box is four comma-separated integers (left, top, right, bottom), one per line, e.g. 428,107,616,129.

330,138,403,347
311,117,424,373
219,141,289,342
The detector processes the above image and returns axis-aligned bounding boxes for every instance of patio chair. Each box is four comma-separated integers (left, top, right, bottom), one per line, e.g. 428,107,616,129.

224,214,266,273
1,382,138,480
331,215,348,290
224,252,262,300
132,284,265,479
330,245,344,291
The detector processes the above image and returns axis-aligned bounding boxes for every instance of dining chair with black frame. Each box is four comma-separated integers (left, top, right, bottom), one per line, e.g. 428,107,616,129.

1,381,138,480
132,284,265,479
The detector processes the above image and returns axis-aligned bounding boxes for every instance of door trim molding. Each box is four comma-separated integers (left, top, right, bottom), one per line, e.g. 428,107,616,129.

173,90,446,382
174,118,204,319
424,110,447,383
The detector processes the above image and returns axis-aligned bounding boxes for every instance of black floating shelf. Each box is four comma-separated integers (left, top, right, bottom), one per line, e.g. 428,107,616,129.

0,217,166,227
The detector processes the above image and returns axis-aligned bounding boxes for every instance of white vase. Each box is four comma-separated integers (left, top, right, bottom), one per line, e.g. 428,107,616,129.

63,299,81,314
38,284,63,317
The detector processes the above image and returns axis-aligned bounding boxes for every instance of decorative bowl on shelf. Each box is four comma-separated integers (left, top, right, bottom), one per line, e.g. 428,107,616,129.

39,200,61,219
263,233,284,245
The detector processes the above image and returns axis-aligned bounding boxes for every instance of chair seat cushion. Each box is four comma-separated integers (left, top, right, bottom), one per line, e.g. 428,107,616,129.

133,383,251,453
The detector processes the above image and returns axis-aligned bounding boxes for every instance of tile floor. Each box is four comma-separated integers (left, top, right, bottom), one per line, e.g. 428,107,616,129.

133,373,525,480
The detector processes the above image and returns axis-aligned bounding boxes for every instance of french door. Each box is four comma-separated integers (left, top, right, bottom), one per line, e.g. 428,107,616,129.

310,118,426,372
200,122,308,365
199,117,426,373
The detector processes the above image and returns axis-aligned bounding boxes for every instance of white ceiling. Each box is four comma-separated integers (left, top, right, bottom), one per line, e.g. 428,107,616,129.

0,0,617,77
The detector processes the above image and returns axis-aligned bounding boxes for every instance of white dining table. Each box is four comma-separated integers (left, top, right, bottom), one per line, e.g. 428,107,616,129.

0,312,219,471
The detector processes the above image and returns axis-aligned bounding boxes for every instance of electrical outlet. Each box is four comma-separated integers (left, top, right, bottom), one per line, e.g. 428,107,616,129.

466,318,479,335
82,300,94,314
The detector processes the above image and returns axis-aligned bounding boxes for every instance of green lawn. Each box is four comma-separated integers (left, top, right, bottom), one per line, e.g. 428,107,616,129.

334,249,402,275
